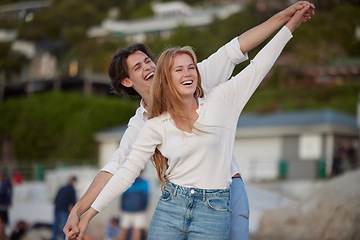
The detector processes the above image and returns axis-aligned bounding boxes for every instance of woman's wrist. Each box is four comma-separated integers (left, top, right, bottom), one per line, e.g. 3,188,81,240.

84,207,98,221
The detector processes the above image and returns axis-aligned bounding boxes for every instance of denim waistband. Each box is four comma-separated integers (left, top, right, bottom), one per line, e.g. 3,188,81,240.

165,182,230,198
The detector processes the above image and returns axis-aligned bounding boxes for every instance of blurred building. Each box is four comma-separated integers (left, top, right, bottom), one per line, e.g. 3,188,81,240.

95,109,359,182
87,1,243,43
234,109,358,180
0,0,50,22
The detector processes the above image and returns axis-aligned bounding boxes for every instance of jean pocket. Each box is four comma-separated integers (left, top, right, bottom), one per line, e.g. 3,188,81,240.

206,197,230,212
160,188,173,202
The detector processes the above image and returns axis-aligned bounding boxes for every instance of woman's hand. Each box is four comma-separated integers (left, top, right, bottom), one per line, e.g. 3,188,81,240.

65,208,99,240
285,3,314,32
281,1,315,24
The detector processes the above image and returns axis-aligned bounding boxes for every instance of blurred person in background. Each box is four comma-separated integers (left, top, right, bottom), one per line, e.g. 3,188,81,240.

52,176,77,240
63,2,315,240
9,220,28,240
118,171,149,240
0,172,13,240
11,171,23,186
105,217,120,240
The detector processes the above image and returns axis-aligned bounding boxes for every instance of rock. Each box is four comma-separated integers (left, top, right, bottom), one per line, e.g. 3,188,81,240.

255,170,360,240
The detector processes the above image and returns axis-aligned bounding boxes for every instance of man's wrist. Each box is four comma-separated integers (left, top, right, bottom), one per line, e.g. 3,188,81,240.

71,204,83,218
275,10,288,24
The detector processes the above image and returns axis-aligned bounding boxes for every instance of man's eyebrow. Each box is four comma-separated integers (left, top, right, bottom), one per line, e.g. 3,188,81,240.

132,62,140,71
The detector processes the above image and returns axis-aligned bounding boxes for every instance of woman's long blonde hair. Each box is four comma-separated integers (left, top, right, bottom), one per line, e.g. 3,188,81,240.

148,46,204,186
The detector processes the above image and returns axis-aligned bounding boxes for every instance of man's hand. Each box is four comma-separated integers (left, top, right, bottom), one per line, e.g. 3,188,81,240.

65,208,98,240
286,3,314,32
281,1,315,23
63,210,81,239
63,171,113,239
65,218,88,240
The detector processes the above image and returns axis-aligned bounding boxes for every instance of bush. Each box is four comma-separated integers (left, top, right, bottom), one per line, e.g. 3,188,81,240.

0,92,139,165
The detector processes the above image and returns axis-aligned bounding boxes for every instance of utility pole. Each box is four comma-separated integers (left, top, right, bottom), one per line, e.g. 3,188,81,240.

0,71,5,105
83,68,93,96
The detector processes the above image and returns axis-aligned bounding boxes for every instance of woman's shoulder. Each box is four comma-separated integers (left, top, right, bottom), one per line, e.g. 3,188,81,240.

146,112,171,126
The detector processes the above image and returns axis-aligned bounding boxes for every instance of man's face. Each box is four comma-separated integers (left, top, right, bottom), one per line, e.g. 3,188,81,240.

123,51,156,95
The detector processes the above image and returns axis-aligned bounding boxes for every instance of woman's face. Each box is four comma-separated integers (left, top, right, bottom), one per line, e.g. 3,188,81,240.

170,53,198,98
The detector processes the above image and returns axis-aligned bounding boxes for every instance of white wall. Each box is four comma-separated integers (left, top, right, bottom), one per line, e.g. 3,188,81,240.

233,137,282,181
98,141,119,168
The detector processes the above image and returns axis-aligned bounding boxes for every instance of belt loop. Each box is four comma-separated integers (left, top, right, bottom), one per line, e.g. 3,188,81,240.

173,185,179,197
202,189,206,201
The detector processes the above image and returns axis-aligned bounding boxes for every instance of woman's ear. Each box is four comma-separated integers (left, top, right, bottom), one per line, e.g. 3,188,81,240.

121,78,133,88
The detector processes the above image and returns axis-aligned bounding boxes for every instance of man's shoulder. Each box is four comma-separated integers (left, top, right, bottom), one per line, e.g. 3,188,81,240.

128,105,147,126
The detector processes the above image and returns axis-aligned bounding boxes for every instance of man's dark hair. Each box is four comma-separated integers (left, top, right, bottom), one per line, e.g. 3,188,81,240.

109,43,155,97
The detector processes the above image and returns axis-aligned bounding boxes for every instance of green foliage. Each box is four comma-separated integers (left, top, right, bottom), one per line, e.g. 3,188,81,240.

0,43,29,80
288,3,360,65
0,92,139,165
72,38,127,73
243,82,360,116
5,0,360,78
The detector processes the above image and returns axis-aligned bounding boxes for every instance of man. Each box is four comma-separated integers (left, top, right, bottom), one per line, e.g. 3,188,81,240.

52,176,77,240
0,173,13,240
64,2,315,239
118,171,149,240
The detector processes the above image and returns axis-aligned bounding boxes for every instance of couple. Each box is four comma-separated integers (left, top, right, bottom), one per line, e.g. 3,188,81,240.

65,2,315,240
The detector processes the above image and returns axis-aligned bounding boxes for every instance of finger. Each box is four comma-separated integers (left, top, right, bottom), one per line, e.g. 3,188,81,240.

78,231,85,240
65,229,72,240
305,9,315,16
65,232,73,240
295,3,304,10
66,231,78,240
302,13,312,20
299,1,315,10
72,225,80,235
301,4,311,13
63,226,71,235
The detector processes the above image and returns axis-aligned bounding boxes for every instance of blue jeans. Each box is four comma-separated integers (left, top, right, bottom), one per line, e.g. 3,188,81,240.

148,182,231,240
52,210,68,240
230,177,249,240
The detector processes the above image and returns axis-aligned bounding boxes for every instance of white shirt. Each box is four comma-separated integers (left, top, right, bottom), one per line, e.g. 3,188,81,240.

93,26,293,212
101,36,249,177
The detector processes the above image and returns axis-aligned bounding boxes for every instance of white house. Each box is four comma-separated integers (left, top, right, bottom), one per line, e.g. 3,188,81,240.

234,109,358,181
95,109,359,182
88,1,243,42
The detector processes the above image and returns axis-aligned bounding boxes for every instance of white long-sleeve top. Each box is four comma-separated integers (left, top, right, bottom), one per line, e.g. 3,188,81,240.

101,36,248,177
93,26,292,212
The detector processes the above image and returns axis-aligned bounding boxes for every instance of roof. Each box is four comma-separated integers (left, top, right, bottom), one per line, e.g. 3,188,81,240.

94,3,242,36
237,109,358,129
94,125,128,142
95,109,359,142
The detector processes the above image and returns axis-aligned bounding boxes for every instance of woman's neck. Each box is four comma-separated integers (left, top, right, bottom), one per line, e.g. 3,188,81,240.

173,97,199,133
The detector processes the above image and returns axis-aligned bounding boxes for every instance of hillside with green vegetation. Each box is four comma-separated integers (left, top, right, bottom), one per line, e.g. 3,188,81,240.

0,92,139,165
243,82,359,115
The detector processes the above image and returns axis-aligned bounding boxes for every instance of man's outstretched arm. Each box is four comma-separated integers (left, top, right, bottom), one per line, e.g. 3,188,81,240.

238,1,315,53
200,1,315,92
63,171,112,237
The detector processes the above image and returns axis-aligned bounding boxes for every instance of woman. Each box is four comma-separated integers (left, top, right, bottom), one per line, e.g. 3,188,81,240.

73,4,312,240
